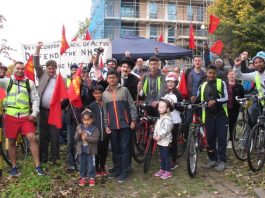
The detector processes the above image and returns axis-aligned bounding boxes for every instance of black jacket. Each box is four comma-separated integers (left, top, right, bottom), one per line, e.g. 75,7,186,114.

118,72,139,101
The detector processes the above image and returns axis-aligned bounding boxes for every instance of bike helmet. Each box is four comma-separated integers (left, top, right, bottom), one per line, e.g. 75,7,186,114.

165,72,178,82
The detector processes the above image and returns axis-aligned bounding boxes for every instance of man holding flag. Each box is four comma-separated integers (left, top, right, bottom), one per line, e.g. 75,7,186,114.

34,42,68,164
0,61,45,176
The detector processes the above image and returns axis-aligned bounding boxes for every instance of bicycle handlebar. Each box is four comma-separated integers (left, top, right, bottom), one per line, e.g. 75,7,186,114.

235,94,265,103
176,101,208,110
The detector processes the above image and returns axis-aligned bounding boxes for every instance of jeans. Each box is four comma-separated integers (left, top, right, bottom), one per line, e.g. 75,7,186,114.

248,101,259,126
67,122,77,167
110,127,131,176
79,152,95,178
205,114,228,162
158,145,171,172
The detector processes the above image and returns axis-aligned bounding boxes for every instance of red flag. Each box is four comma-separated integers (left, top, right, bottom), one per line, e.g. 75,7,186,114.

178,71,188,99
24,55,35,82
67,67,83,108
208,15,220,34
0,88,6,100
71,36,78,42
189,24,195,49
158,33,164,42
210,40,224,55
60,25,70,55
99,56,104,69
85,30,91,40
48,73,68,128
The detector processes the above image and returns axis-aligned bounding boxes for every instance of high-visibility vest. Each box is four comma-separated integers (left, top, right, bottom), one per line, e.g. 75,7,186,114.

143,76,161,96
66,78,71,88
255,73,265,106
201,78,228,123
3,79,30,117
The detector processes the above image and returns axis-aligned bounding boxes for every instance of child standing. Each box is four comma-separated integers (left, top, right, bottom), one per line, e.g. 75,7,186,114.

153,98,174,179
75,110,99,187
89,85,109,177
163,72,183,169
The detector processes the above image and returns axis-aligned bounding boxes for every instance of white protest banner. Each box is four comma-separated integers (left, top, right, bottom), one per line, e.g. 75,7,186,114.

22,39,112,77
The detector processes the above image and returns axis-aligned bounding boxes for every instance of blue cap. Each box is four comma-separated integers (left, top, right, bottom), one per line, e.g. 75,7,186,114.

252,51,265,63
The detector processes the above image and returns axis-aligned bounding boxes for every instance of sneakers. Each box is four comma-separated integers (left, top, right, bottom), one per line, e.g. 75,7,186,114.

89,178,95,187
154,169,165,177
214,162,226,172
35,166,46,176
79,178,86,187
101,170,109,176
10,166,21,177
170,162,178,170
117,174,129,183
67,166,76,172
204,160,217,169
96,171,101,177
108,171,121,179
160,171,172,180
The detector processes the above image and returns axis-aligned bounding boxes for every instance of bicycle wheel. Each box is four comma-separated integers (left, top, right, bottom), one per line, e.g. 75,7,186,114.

187,125,199,177
176,125,186,158
232,119,250,161
16,134,29,161
247,123,265,172
132,120,149,163
143,136,154,174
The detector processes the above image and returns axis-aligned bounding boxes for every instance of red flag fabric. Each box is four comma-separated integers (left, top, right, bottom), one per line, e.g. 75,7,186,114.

178,71,188,99
67,67,83,108
24,55,35,82
158,34,164,42
60,25,70,55
0,88,6,100
210,40,224,55
189,24,195,49
208,14,220,34
71,36,78,42
85,31,91,40
48,73,68,128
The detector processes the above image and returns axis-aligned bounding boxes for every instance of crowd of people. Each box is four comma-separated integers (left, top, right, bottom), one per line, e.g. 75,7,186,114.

0,41,264,187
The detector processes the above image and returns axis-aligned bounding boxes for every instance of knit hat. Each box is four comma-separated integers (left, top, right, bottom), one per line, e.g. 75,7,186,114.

215,59,223,65
252,51,265,63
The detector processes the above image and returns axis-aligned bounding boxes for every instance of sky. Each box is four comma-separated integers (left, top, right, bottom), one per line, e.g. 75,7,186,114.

0,0,91,65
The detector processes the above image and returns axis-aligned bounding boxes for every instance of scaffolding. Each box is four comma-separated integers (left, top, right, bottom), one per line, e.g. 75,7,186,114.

90,0,213,55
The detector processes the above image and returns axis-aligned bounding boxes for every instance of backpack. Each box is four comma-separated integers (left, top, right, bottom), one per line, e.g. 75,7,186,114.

6,78,31,103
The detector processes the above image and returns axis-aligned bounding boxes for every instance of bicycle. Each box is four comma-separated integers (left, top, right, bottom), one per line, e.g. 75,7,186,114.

246,95,265,172
186,102,207,177
232,95,254,161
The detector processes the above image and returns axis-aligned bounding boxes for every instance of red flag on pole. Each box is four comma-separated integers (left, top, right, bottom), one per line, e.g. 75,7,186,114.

48,73,68,128
210,40,224,55
0,88,6,100
60,25,70,55
189,24,195,49
67,67,83,108
208,15,220,34
158,33,164,42
85,30,91,40
178,71,188,99
24,55,35,82
99,56,104,69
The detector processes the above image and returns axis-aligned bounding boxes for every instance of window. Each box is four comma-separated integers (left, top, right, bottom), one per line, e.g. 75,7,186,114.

168,3,176,20
168,27,175,43
150,24,158,39
121,3,135,18
197,6,204,22
149,2,158,19
121,25,138,37
187,5,193,21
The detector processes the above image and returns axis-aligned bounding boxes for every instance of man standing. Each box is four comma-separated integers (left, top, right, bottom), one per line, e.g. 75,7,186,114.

118,57,139,101
0,61,44,176
103,70,137,183
34,42,65,164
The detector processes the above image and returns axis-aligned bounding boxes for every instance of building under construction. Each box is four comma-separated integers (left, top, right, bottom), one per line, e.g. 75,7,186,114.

89,0,213,54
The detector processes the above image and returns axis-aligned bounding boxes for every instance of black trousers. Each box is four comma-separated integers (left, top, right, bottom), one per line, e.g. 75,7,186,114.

96,134,110,171
170,124,179,163
39,108,60,163
228,108,239,141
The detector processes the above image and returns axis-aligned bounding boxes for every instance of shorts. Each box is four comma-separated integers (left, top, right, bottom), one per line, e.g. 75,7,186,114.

4,114,36,139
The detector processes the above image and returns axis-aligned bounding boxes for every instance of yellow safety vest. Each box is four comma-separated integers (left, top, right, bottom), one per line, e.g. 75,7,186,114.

66,78,71,88
201,78,228,123
143,76,161,96
255,73,265,106
3,79,30,117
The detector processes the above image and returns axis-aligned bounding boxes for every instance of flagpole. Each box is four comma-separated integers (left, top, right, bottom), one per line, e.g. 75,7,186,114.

69,102,80,125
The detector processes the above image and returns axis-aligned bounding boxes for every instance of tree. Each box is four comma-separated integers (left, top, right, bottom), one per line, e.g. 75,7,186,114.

208,0,265,57
73,18,90,40
0,14,15,61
